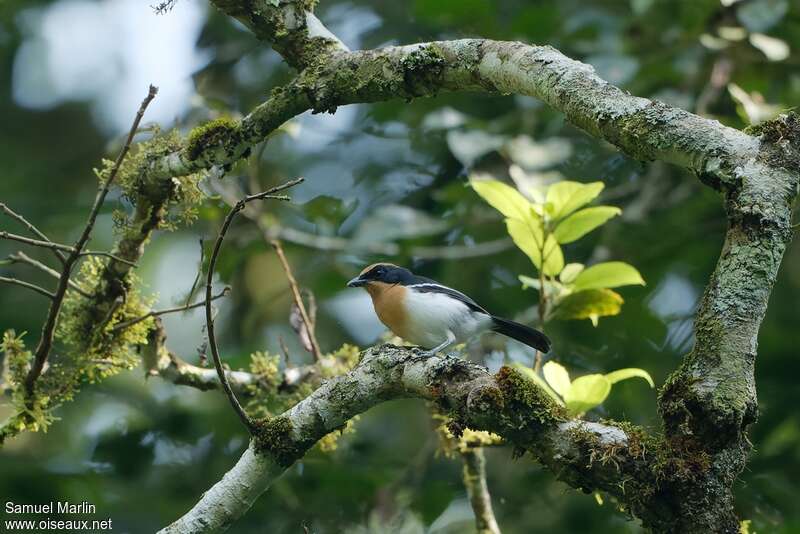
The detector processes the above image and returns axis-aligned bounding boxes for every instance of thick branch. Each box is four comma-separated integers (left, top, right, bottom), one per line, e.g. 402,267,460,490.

152,39,763,197
656,115,799,532
160,345,650,533
210,0,347,70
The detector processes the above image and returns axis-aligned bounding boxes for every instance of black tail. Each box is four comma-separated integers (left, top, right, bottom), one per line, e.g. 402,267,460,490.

491,316,551,353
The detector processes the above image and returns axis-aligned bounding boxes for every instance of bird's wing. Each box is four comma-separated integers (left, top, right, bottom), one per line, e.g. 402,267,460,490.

406,278,489,315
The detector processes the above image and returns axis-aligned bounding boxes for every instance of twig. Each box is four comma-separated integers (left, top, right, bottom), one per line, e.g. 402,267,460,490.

112,287,230,332
7,252,92,297
205,177,304,432
1,231,77,253
23,84,158,398
270,239,322,362
78,251,138,267
0,231,137,267
0,276,55,299
0,203,65,264
460,447,502,534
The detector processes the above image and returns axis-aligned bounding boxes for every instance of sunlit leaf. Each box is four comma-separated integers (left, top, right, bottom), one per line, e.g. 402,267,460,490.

559,263,584,284
553,206,621,244
471,177,534,221
542,361,571,398
604,368,655,388
564,374,611,415
549,289,624,326
512,364,565,406
545,181,605,220
447,130,506,167
749,33,790,61
571,262,645,292
506,218,562,274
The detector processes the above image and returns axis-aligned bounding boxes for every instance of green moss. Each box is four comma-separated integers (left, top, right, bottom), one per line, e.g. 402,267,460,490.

185,117,240,161
399,44,447,96
253,416,304,467
495,365,567,424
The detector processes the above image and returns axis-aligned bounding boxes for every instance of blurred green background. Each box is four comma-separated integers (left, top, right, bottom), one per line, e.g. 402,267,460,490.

1,0,798,532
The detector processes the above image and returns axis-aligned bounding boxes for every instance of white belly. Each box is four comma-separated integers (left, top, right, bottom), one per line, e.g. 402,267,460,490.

402,291,492,349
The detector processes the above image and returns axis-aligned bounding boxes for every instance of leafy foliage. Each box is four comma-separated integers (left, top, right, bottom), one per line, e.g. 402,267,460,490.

472,177,645,325
517,361,654,417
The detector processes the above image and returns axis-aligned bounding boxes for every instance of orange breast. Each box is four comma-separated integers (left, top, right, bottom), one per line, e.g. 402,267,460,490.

366,282,409,340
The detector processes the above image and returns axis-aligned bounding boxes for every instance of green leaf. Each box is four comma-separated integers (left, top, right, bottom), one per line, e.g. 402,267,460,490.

470,178,533,221
506,219,562,275
571,262,645,292
564,374,611,415
559,263,584,284
542,361,571,398
553,206,621,244
511,364,565,406
549,288,624,326
545,181,605,220
605,368,655,388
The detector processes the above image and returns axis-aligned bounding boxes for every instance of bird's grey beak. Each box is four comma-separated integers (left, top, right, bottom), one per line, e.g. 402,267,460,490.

347,276,366,288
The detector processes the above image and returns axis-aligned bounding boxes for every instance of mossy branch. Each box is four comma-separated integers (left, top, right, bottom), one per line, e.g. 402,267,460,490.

160,345,654,533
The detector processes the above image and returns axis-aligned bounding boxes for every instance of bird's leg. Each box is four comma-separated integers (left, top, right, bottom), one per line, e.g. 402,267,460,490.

417,331,457,358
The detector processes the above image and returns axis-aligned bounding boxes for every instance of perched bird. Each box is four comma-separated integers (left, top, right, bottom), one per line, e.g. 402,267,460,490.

347,263,550,356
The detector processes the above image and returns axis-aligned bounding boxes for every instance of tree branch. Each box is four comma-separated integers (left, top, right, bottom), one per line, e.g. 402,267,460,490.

160,345,650,533
111,286,230,333
205,178,305,432
209,0,348,70
141,320,258,391
0,203,65,263
6,252,92,297
270,239,322,361
461,447,501,534
22,84,158,398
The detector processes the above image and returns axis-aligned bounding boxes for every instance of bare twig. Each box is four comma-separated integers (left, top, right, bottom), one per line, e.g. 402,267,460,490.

112,287,230,333
0,231,138,267
23,84,158,398
460,447,501,534
0,203,65,264
0,276,55,299
205,177,304,432
270,239,322,362
7,252,92,297
77,251,138,267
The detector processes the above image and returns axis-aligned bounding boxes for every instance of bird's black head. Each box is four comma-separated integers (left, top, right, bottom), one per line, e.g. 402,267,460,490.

347,263,413,287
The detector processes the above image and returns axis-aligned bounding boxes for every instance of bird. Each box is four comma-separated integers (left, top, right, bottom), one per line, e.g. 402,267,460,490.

346,263,551,357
